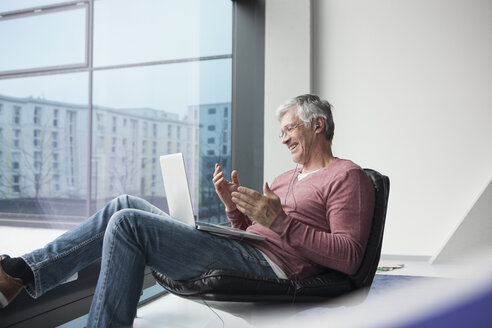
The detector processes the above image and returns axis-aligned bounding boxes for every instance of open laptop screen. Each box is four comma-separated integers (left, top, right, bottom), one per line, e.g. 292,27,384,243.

159,153,195,226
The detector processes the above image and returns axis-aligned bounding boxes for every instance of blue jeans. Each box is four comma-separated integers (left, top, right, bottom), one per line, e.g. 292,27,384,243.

21,195,276,327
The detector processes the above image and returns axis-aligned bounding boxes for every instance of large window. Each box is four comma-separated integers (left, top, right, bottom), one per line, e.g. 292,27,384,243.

0,1,265,326
0,0,233,233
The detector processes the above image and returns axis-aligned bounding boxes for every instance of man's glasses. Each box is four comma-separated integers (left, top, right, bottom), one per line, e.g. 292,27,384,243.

278,123,301,139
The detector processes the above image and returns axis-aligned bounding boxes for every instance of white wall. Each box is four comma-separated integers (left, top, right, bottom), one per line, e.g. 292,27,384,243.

264,0,312,184
265,0,492,257
313,0,492,257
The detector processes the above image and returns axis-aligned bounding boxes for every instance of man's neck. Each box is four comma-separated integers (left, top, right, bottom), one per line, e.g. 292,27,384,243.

302,145,335,173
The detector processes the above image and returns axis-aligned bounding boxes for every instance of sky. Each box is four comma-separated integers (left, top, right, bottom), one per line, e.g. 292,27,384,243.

0,0,232,116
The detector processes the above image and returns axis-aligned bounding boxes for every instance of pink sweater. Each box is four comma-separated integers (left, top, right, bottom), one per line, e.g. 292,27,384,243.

227,158,375,279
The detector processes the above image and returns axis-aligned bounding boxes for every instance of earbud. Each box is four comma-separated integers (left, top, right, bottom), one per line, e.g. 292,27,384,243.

315,124,320,130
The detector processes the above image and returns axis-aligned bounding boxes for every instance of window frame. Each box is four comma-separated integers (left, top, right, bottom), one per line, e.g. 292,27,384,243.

0,1,90,78
231,0,265,192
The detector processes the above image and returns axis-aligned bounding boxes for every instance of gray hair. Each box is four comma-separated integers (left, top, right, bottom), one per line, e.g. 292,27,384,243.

276,94,334,142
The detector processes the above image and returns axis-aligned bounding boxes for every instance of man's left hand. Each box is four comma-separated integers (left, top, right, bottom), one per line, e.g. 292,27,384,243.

231,182,283,228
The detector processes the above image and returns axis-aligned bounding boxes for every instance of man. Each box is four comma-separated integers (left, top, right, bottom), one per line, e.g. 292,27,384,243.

215,94,375,279
0,94,374,327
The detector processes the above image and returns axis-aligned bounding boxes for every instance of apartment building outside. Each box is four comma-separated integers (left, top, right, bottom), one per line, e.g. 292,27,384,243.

0,94,231,224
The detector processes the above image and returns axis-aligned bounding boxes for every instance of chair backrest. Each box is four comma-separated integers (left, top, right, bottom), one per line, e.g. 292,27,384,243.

349,168,390,289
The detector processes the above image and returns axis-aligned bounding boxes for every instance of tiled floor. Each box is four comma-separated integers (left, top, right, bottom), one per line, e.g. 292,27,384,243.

376,255,465,278
133,249,492,328
2,227,490,327
135,294,252,328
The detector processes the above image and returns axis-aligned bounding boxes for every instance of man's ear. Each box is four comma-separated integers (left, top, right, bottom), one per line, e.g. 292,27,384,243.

314,118,324,134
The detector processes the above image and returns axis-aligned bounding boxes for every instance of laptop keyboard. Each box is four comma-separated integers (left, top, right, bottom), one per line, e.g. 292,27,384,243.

196,221,244,232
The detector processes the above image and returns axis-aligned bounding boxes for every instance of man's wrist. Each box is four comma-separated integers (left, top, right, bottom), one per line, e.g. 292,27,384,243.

269,211,289,235
225,205,237,212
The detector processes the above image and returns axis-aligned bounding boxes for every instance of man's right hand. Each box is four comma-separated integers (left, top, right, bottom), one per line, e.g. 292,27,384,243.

213,164,240,211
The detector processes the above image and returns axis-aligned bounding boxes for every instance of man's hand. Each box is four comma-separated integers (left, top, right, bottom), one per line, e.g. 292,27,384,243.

231,182,283,228
213,164,240,211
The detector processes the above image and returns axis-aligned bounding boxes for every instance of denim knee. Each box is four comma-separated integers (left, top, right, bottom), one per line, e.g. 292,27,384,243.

114,194,130,206
104,208,151,257
106,208,138,234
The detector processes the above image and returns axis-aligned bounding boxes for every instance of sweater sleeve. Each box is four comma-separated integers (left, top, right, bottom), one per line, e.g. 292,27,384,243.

269,169,374,275
226,209,253,230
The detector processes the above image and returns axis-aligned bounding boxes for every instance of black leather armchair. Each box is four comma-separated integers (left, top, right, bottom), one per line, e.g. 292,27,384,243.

152,169,389,302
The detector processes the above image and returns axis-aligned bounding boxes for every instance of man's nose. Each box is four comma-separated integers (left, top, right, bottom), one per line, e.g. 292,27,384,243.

281,133,290,144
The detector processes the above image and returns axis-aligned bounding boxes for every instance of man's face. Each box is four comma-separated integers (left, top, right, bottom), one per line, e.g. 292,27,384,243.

280,110,312,165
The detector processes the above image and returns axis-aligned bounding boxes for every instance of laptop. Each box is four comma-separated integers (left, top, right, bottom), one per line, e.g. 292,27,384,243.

159,153,266,241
